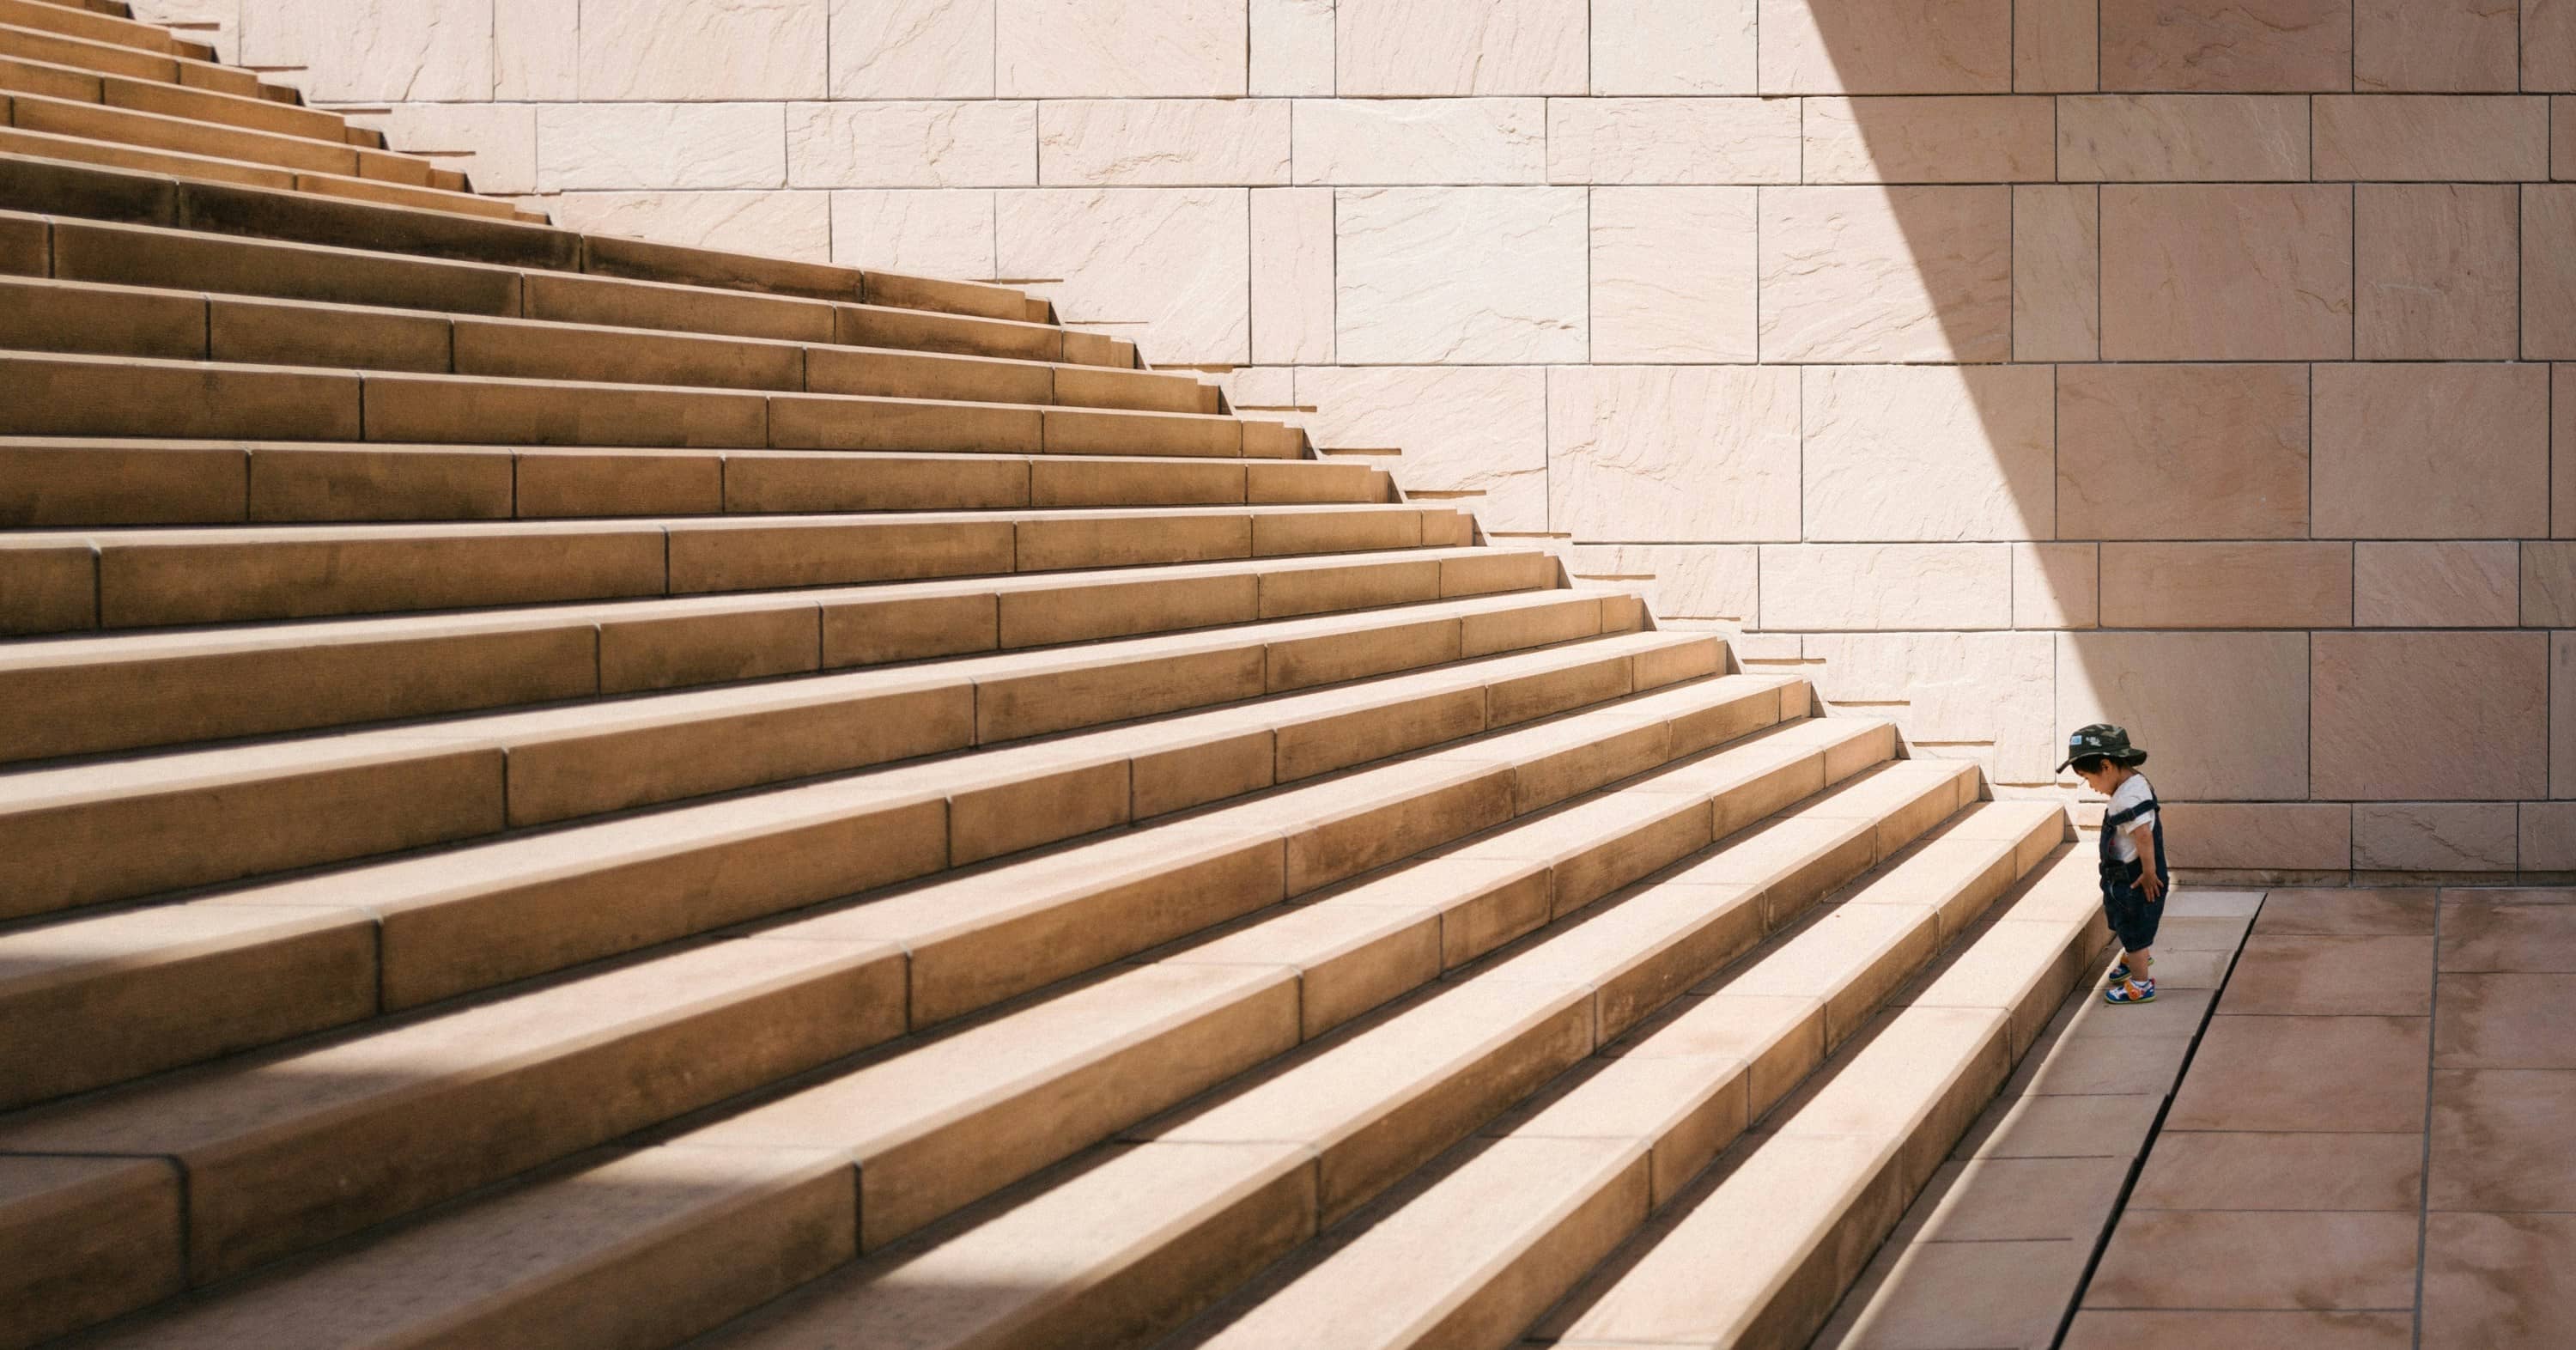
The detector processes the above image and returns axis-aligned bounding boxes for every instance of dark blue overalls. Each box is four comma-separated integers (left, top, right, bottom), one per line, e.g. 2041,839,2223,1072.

2099,776,2170,953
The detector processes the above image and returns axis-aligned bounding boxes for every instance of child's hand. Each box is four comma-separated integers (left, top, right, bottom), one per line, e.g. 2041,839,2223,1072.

2140,872,2165,901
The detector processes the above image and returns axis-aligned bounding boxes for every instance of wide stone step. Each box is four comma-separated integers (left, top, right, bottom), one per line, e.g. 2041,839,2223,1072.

0,543,1522,763
5,88,446,187
0,210,1134,366
0,275,1215,412
0,152,1057,324
0,130,517,223
0,0,205,58
0,21,254,96
0,676,1822,1345
1156,801,2069,1350
0,440,1388,528
0,52,344,141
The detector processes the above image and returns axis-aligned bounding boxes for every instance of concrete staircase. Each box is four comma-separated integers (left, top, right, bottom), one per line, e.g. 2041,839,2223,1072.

0,4,2110,1346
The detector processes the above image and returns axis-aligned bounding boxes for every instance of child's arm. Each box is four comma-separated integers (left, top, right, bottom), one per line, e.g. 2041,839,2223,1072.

2130,822,2163,899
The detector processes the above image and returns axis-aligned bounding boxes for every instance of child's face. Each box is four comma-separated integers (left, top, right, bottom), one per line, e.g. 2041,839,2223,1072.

2074,761,2116,793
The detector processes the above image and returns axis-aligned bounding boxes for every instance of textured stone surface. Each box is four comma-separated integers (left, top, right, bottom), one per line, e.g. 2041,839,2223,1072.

1037,100,1289,186
547,192,832,261
1337,0,1589,94
2529,187,2576,358
1759,544,2012,630
2564,369,2576,539
2015,543,2099,629
1802,97,2052,183
1589,186,1757,362
2087,1211,2421,1310
2353,803,2521,871
831,0,993,97
996,0,1246,96
1759,186,2010,362
998,188,1249,363
576,0,826,100
1805,631,2056,780
2014,0,2099,90
2099,0,2351,91
2520,543,2576,626
1250,0,1334,94
1594,0,1757,94
241,0,493,101
2312,630,2549,800
1567,544,1760,620
1547,366,1801,540
2099,185,2351,360
354,105,539,196
2014,184,2099,360
1300,366,1548,530
2057,95,2308,180
1545,98,1801,184
2099,543,2353,629
1801,364,2054,540
1759,0,2011,93
2353,542,2519,628
1293,100,1546,185
2561,98,2576,177
2354,185,2518,360
2059,632,2309,799
788,101,1037,188
2056,363,2308,539
830,190,995,277
536,105,788,192
494,0,578,99
2356,0,2518,90
1250,187,1334,364
1334,188,1588,363
2161,802,2353,870
2314,95,2549,180
2312,362,2549,539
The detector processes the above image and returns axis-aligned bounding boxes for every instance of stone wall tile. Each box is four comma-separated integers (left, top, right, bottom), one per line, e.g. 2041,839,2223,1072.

2559,367,2576,536
1758,0,2010,94
2521,803,2576,868
1250,186,1334,364
351,104,538,195
1593,0,1757,94
2059,632,2310,799
2164,802,2354,871
1337,0,1589,95
2528,188,2576,359
2313,362,2549,538
1759,544,2013,630
787,100,1036,189
2559,100,2576,178
830,189,996,277
1301,366,1549,530
2522,543,2576,626
2056,364,2309,540
2355,0,2518,90
2556,632,2576,798
1040,100,1290,186
2356,185,2519,361
1546,98,1801,184
2099,542,2354,629
1759,185,2011,362
2015,542,2099,629
240,0,492,101
1334,187,1589,363
2056,94,2309,180
1252,0,1335,95
1292,100,1546,185
2537,0,2576,88
2312,630,2548,800
132,0,238,62
2099,0,2350,91
1808,632,2056,781
1589,185,1758,361
2015,0,2099,91
1802,364,2055,540
998,188,1249,363
2313,95,2549,180
1801,96,2053,182
2354,804,2520,871
2099,184,2351,361
577,0,825,100
2014,184,2099,361
544,190,833,260
536,105,788,192
495,0,578,100
1568,544,1760,620
832,0,993,98
1546,365,1801,539
2354,542,2520,628
995,0,1246,97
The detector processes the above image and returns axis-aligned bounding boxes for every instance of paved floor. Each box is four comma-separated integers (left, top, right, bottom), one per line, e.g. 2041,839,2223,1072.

2069,887,2576,1349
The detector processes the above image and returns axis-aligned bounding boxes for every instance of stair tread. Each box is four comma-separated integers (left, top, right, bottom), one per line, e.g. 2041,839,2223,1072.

0,20,258,95
0,52,345,141
0,0,193,57
0,131,517,219
6,87,446,183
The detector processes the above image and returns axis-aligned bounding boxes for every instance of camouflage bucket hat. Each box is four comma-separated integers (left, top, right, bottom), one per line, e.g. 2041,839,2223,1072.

2057,722,2148,772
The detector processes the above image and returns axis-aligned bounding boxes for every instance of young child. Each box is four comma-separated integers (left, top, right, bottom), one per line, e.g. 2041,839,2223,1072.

2058,724,2168,1005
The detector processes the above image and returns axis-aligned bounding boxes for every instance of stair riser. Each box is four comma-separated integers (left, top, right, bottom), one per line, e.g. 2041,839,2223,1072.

0,1,185,58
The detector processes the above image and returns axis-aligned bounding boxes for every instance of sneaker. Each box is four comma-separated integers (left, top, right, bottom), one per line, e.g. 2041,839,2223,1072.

2104,976,2156,1005
2107,955,2153,983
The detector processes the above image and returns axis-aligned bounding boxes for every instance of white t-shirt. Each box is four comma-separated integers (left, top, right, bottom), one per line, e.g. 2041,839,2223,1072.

2105,773,2157,864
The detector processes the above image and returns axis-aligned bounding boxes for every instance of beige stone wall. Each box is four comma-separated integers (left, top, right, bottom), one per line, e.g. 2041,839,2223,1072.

151,0,2576,878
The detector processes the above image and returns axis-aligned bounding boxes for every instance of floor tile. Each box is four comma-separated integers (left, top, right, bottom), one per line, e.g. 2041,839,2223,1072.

1821,1238,2090,1349
2439,900,2576,973
2149,916,2258,951
2218,935,2434,1016
2166,889,2267,919
2063,987,2214,1037
2082,1209,2420,1310
2166,1016,2429,1132
2257,888,2437,936
2439,885,2576,905
1899,1156,2129,1243
1955,1093,2163,1160
2019,1033,2194,1097
2429,1068,2576,1211
2421,1211,2576,1349
2064,1309,2413,1349
2130,1130,2423,1212
2142,947,2231,988
2434,973,2576,1068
